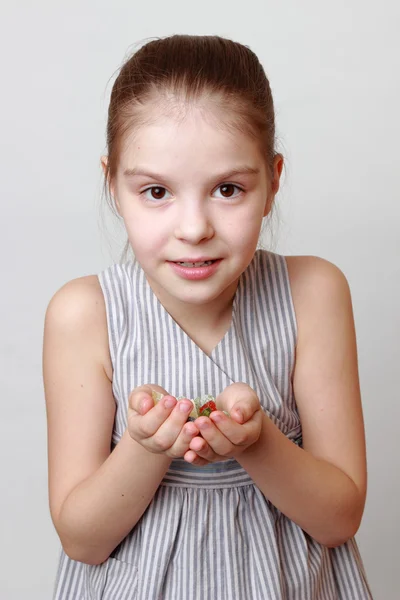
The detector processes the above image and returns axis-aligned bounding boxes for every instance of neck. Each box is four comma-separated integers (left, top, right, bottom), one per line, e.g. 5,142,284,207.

148,278,238,338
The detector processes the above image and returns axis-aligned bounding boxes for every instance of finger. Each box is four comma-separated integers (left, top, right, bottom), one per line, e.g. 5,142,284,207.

149,399,195,449
183,449,209,466
129,384,168,415
228,397,260,424
191,418,232,457
188,436,228,463
166,421,200,458
216,383,260,423
209,409,263,446
188,436,218,462
129,395,179,440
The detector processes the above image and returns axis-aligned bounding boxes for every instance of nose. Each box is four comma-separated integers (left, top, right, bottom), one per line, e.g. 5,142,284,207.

174,201,214,244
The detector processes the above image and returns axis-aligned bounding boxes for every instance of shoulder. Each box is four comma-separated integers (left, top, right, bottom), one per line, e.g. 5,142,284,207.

256,250,350,300
285,255,349,289
284,254,350,301
44,275,112,379
45,275,105,328
284,255,353,341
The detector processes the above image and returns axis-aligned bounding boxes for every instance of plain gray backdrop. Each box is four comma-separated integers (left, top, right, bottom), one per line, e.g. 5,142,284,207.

1,1,399,598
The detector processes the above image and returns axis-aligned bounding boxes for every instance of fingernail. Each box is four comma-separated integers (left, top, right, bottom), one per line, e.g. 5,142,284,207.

211,413,223,423
185,452,196,463
179,401,192,413
165,396,176,409
235,409,243,422
198,420,210,430
186,424,197,436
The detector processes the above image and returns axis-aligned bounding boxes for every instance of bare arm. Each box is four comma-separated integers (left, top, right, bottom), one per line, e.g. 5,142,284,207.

43,277,171,565
238,257,367,547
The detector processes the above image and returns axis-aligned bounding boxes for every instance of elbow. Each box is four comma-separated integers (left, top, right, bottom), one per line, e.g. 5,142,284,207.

315,509,363,549
55,502,111,565
62,540,110,566
56,520,110,565
319,484,365,549
320,530,358,549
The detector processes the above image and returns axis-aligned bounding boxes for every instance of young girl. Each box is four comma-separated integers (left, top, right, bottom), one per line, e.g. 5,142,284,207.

44,35,373,599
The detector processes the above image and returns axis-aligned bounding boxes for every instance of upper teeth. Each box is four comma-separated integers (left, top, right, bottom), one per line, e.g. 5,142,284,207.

177,261,213,267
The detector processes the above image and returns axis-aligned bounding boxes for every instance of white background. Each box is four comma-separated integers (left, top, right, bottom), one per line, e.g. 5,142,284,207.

1,1,399,598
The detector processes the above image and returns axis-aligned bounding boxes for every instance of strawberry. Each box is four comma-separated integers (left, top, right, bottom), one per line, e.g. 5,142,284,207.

198,400,217,417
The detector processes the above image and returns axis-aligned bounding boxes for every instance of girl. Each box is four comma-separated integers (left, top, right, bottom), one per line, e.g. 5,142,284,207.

44,35,373,599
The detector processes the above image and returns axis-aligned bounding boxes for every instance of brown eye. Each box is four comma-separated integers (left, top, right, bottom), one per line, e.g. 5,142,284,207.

215,184,242,199
142,186,171,202
150,187,165,200
221,184,235,197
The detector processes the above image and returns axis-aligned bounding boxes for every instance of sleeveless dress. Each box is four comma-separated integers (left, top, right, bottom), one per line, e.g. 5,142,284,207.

52,250,373,599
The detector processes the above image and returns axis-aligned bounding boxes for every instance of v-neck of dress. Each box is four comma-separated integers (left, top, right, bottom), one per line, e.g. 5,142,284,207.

143,271,242,361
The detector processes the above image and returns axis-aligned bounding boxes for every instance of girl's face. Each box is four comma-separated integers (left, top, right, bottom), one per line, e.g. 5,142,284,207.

109,106,282,313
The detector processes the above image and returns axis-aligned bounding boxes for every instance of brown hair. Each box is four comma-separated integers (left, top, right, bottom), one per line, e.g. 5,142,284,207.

102,34,281,255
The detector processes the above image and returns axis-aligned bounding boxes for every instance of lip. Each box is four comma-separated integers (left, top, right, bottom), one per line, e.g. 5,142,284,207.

167,258,222,281
172,257,218,262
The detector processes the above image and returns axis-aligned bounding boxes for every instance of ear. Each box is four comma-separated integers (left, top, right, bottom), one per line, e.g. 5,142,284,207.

101,155,121,215
100,155,112,193
263,154,284,217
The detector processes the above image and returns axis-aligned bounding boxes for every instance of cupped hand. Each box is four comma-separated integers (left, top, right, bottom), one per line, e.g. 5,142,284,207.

127,384,201,458
184,383,263,466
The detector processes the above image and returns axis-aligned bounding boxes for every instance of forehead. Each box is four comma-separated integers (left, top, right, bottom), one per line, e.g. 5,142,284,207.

119,105,265,177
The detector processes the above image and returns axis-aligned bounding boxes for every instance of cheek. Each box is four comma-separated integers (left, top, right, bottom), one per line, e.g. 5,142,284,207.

223,205,264,239
122,214,167,256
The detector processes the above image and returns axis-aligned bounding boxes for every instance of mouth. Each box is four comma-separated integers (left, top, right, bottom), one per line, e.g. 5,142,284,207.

167,258,221,280
170,256,220,267
173,260,216,267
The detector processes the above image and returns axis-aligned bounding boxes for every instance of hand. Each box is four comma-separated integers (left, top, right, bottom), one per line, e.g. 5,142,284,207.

127,384,201,458
184,383,263,466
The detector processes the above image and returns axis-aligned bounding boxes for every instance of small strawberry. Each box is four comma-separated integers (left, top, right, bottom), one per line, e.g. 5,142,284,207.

198,400,217,417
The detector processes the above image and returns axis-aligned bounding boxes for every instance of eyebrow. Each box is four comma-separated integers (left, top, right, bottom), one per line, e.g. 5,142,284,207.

123,165,261,181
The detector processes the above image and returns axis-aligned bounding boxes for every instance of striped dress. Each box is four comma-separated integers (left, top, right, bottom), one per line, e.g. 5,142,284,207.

53,250,372,599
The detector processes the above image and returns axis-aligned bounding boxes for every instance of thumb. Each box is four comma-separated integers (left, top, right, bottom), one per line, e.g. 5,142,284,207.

129,384,169,414
218,383,261,423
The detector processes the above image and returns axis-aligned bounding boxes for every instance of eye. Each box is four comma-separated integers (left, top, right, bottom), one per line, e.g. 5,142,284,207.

213,183,243,199
141,186,172,202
